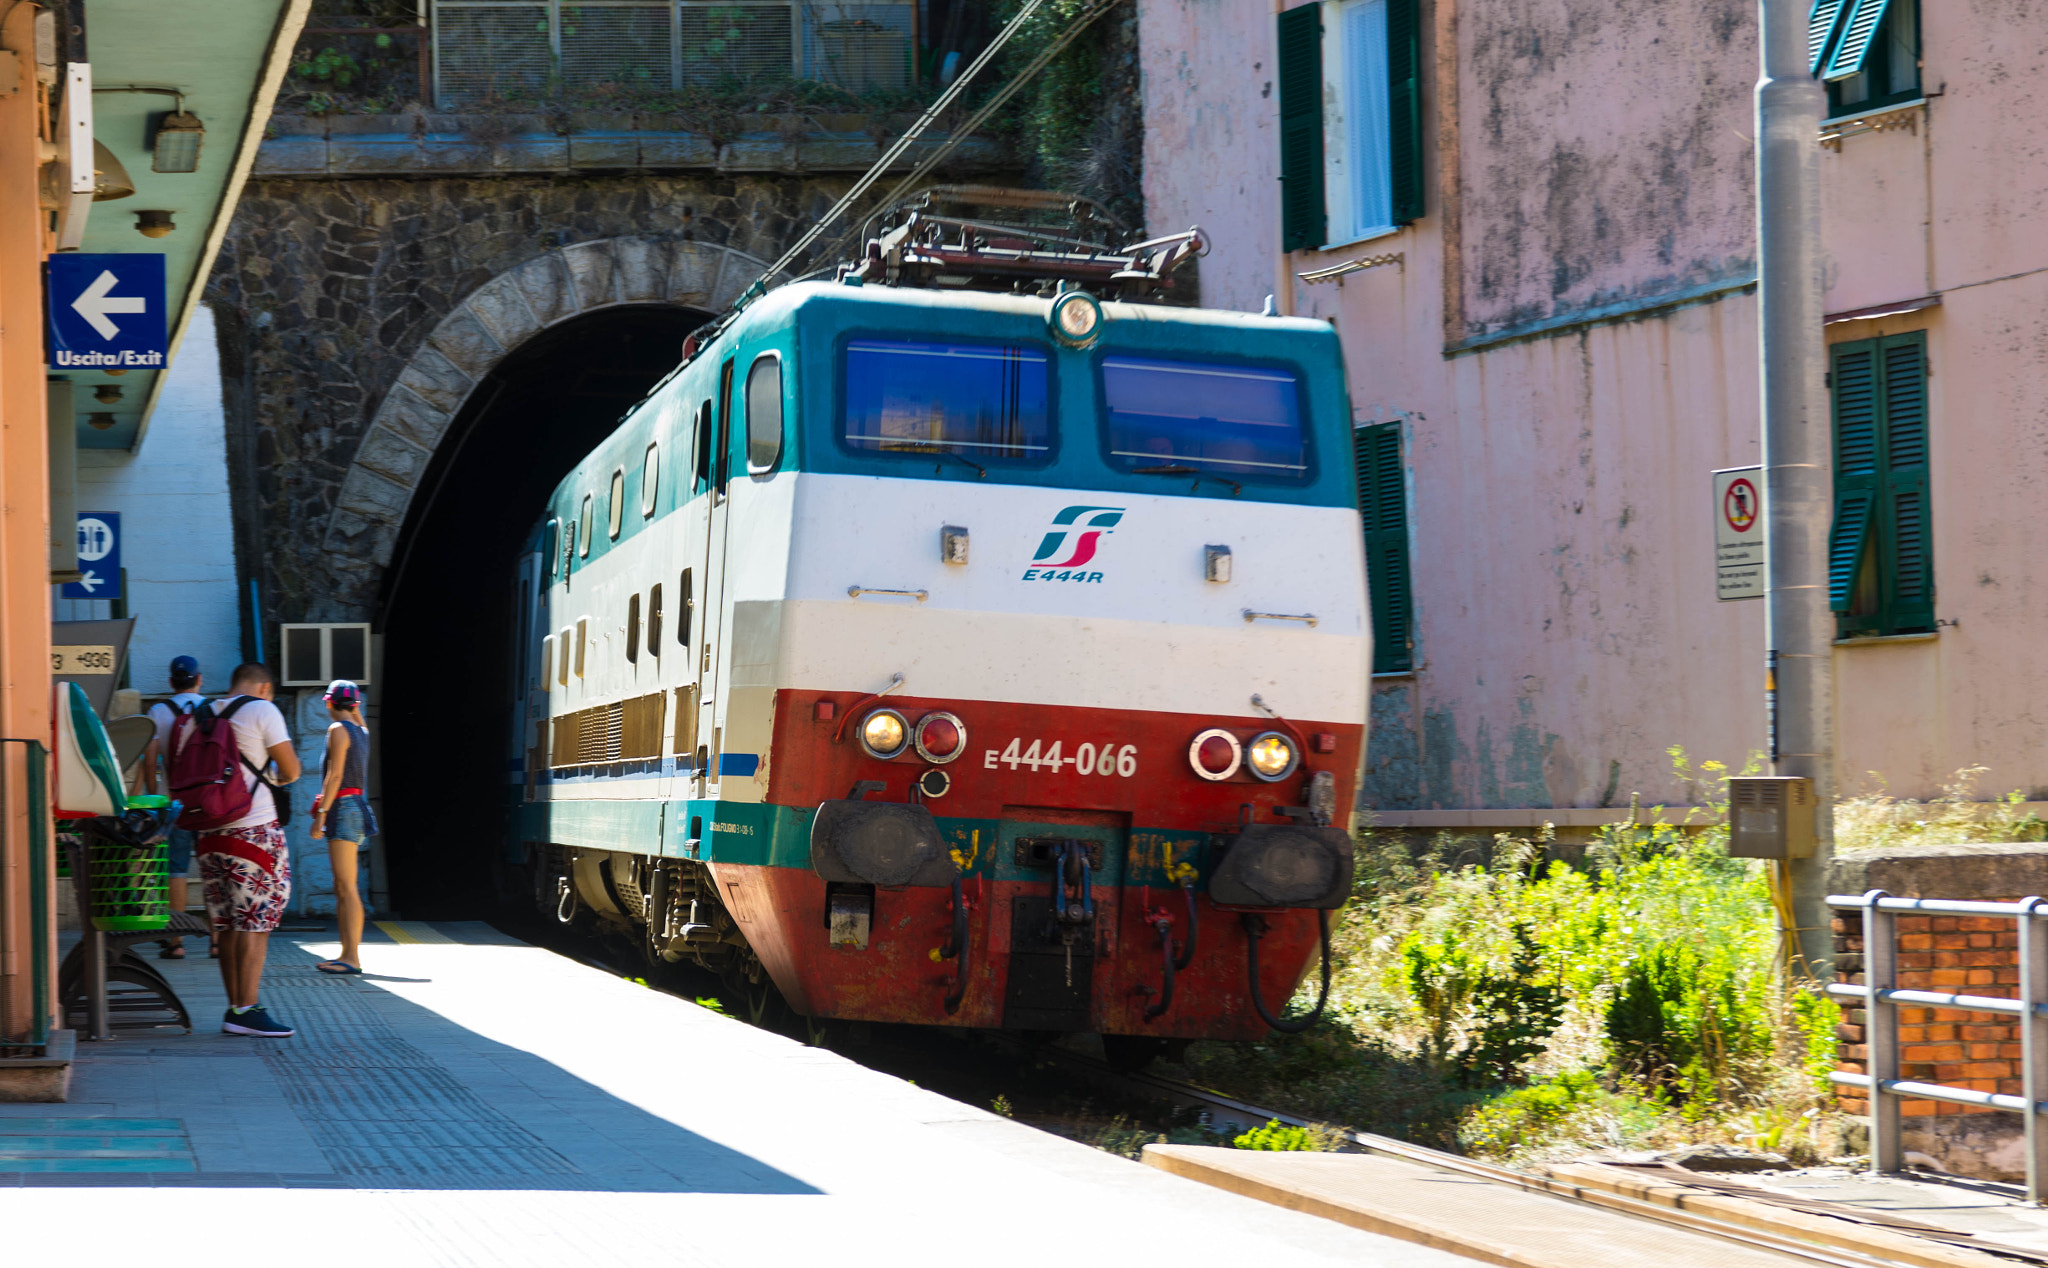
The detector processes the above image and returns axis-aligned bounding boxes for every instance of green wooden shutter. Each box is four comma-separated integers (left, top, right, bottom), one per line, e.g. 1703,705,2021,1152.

1823,0,1891,80
1278,4,1326,251
1808,0,1851,75
1386,0,1425,224
1828,340,1880,620
1880,333,1933,631
1354,422,1413,674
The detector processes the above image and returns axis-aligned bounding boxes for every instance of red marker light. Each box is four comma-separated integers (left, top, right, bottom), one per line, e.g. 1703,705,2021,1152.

1188,728,1243,781
913,712,967,764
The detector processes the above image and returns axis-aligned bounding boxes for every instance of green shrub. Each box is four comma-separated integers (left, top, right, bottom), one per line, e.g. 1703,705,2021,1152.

1232,1119,1345,1152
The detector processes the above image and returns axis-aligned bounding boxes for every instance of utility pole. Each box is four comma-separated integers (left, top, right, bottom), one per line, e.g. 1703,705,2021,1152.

1756,0,1834,976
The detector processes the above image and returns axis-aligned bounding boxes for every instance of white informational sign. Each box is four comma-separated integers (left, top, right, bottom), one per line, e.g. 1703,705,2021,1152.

1714,466,1765,601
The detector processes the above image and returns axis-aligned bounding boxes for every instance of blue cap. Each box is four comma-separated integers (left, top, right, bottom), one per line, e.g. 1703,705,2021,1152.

169,656,200,685
323,679,362,708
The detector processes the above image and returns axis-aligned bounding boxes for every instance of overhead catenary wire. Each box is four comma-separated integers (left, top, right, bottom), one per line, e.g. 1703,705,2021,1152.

735,0,1127,312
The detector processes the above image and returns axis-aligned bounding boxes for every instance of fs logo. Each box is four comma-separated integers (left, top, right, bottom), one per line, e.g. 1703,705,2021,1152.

1022,505,1123,583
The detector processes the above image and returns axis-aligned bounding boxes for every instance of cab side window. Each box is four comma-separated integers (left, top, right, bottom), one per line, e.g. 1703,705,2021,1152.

746,353,783,474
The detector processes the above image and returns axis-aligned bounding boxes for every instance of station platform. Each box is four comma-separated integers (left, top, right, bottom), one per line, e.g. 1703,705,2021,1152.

0,920,1471,1267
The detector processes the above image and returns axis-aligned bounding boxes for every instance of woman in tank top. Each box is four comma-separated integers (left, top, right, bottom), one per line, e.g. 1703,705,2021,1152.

311,679,378,975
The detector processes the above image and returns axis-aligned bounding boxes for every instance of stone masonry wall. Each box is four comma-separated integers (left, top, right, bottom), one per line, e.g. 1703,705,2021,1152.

203,172,864,625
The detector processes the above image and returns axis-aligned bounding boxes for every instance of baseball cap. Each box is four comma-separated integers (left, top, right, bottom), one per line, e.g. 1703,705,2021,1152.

169,655,200,686
323,679,362,708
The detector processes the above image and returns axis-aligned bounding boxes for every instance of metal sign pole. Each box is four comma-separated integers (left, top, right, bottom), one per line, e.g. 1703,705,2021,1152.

1757,0,1835,977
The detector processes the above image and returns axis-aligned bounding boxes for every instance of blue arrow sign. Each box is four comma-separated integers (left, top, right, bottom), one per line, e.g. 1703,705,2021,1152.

46,255,166,371
61,512,121,600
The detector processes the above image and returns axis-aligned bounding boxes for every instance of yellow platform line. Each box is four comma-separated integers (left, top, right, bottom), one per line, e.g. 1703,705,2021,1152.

373,921,457,945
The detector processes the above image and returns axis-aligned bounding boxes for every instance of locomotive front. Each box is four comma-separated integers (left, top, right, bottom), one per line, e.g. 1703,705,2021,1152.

709,283,1370,1043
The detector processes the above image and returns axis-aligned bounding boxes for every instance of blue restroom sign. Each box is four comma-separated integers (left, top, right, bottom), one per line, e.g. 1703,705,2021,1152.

46,254,166,370
62,513,120,600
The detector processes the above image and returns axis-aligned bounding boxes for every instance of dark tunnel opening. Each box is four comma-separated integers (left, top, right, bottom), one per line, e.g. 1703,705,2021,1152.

378,305,706,917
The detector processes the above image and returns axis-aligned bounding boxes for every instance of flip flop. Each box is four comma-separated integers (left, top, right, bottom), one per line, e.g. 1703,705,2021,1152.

315,960,363,975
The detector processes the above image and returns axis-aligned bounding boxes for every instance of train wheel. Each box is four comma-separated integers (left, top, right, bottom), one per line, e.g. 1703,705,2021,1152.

1102,1035,1169,1073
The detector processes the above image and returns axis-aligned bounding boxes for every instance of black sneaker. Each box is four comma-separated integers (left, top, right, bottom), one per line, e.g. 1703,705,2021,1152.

222,1006,294,1037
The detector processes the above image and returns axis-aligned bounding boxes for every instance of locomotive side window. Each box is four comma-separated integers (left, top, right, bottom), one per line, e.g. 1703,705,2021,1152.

842,339,1051,463
746,354,783,473
607,469,625,539
578,494,593,556
678,568,693,647
542,518,559,581
647,584,663,652
641,443,659,516
626,592,641,663
694,401,712,489
1102,356,1309,480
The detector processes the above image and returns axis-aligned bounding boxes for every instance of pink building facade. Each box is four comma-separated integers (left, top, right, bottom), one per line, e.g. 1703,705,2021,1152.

1140,0,2048,823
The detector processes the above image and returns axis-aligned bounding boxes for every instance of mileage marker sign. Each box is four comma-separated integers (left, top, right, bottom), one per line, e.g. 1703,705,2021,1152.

1713,466,1765,601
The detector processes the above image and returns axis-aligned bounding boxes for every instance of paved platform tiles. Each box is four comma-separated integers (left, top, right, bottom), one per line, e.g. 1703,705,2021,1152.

1,920,1473,1267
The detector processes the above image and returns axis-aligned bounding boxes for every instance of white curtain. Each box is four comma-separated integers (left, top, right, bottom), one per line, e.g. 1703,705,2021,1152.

1343,0,1393,239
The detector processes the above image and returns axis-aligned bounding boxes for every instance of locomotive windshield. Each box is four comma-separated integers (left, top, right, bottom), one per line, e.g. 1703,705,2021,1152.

1102,356,1308,480
842,338,1052,461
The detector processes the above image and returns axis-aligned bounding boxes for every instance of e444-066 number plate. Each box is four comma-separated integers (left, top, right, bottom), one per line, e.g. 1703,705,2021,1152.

984,738,1137,777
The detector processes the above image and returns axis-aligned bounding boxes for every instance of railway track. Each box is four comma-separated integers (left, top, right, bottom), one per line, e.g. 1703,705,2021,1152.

507,919,2021,1267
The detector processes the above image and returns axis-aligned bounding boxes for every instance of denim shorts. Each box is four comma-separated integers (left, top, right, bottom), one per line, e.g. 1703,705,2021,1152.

326,793,380,843
165,826,197,874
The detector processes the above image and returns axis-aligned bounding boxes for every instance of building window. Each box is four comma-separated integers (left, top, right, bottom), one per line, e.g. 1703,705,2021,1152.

1353,422,1413,674
1277,0,1423,252
1812,0,1920,118
279,623,373,686
1829,332,1933,638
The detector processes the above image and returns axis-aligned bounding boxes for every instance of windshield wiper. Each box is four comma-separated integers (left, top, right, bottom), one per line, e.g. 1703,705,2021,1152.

1131,463,1242,497
933,449,988,480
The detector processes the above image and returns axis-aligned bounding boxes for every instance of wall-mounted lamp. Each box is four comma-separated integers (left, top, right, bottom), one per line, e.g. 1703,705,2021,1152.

134,209,175,238
91,142,135,201
86,413,117,431
93,385,122,405
151,111,204,173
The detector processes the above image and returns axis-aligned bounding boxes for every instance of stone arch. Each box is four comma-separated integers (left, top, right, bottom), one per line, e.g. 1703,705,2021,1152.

322,237,772,595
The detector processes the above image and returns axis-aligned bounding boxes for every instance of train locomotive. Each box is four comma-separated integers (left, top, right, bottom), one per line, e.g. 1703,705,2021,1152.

510,192,1369,1051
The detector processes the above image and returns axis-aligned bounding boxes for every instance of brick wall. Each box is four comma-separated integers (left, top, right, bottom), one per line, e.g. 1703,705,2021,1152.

1833,905,2025,1117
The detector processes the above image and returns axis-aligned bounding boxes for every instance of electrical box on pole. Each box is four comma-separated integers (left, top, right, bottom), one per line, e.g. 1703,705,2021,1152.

1727,777,1816,859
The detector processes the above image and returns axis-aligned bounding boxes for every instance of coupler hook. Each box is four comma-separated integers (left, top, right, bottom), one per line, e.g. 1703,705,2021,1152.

1142,884,1199,1021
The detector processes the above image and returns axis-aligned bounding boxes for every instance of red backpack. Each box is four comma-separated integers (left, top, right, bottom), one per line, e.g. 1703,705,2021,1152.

167,697,259,831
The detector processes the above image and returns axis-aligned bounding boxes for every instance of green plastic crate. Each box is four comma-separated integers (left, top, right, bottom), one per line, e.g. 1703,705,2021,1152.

88,838,170,933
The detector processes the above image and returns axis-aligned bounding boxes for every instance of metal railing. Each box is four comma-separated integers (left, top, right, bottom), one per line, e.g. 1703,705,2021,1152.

1826,889,2048,1203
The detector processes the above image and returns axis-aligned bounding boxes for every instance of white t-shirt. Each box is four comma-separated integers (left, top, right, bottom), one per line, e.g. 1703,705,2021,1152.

212,694,292,831
147,693,210,747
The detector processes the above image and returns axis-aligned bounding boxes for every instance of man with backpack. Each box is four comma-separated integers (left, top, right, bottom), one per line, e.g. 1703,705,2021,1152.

142,656,210,960
166,662,301,1037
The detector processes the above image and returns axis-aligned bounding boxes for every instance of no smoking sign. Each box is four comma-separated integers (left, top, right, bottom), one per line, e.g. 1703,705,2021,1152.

1713,468,1764,601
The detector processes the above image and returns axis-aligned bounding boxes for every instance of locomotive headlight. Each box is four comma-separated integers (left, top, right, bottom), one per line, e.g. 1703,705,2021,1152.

1245,731,1300,782
860,709,909,758
1049,290,1103,348
913,711,967,764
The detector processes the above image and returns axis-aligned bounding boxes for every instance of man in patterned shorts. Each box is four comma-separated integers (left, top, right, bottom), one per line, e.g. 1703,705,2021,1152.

197,663,302,1037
